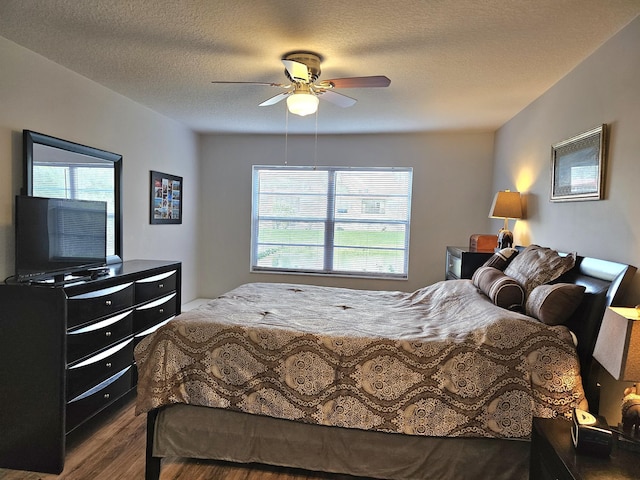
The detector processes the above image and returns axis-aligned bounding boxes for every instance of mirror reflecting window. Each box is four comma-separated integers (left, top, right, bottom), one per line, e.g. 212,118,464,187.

23,130,123,263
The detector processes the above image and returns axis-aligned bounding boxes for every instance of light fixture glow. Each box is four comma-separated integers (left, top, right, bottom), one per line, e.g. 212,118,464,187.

286,92,319,117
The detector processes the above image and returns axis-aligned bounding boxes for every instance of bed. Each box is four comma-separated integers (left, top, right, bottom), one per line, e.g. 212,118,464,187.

135,245,636,480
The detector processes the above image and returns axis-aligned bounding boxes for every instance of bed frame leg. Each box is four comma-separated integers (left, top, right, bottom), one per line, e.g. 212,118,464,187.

145,409,161,480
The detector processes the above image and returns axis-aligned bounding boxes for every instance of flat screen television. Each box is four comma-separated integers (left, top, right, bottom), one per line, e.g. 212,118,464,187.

15,195,107,284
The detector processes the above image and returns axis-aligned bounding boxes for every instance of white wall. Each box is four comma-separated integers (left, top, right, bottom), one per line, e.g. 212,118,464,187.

0,36,200,301
198,131,495,297
493,15,640,424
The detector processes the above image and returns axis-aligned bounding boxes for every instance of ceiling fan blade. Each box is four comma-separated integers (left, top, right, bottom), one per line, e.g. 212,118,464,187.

318,76,391,89
282,59,309,83
211,81,286,87
259,92,291,107
317,90,357,108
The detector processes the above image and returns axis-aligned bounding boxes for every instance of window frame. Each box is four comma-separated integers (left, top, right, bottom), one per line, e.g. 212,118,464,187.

250,165,413,280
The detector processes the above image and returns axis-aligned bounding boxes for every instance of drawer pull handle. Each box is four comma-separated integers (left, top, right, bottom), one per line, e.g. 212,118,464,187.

106,362,112,368
158,283,164,289
104,393,110,400
105,300,112,306
159,308,164,314
105,331,112,337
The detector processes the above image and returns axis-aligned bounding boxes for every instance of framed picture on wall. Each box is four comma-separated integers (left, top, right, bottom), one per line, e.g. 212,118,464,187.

550,124,607,202
150,170,182,224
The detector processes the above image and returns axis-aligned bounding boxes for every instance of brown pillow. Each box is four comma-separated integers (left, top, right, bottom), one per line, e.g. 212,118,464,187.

525,283,586,325
472,266,525,311
503,245,576,297
482,247,519,271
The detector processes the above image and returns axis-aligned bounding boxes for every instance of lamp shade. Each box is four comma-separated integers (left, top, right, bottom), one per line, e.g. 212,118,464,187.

488,190,523,220
286,93,319,117
593,307,640,381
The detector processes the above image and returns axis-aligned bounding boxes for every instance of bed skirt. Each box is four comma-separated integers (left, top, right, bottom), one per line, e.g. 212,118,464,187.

151,404,530,480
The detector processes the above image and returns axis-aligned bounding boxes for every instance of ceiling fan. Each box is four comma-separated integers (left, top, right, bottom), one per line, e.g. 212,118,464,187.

211,51,391,116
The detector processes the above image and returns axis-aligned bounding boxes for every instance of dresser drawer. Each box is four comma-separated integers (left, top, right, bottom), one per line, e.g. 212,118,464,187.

67,283,134,328
135,270,177,304
67,339,134,399
447,250,462,279
66,366,132,433
445,247,493,280
133,293,177,334
67,310,133,364
133,317,172,347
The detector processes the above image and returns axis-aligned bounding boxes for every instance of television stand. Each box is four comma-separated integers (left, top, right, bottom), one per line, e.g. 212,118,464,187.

53,273,90,285
30,273,91,286
0,259,182,474
30,268,112,286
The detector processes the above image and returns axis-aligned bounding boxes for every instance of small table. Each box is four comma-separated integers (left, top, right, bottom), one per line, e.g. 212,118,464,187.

445,246,493,280
530,417,639,480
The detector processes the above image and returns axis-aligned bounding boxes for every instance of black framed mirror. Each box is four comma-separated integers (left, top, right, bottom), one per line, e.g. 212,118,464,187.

23,130,123,264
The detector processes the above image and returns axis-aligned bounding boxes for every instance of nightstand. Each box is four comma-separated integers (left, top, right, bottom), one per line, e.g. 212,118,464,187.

445,246,493,280
530,417,638,480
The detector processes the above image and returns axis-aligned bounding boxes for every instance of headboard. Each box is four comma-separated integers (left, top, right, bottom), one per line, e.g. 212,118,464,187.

553,255,636,411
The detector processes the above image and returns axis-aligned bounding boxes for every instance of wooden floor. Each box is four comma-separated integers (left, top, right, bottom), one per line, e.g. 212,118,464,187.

0,396,365,480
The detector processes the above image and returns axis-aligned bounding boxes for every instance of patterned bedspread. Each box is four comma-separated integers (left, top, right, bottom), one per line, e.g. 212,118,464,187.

134,281,586,439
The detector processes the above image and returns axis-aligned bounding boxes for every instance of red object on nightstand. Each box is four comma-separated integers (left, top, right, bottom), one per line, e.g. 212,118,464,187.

469,234,498,252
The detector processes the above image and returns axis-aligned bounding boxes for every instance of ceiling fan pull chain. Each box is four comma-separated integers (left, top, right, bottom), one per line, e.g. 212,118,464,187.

313,110,318,170
284,106,289,166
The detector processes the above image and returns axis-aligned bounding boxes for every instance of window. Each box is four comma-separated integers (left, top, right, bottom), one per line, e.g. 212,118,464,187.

251,166,413,279
32,161,116,256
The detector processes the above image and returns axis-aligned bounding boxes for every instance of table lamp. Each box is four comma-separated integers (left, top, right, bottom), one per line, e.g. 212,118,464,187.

488,190,522,248
593,306,640,436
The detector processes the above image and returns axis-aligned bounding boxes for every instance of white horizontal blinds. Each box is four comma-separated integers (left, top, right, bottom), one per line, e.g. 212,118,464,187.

32,162,116,256
333,170,412,276
252,166,412,279
254,168,329,271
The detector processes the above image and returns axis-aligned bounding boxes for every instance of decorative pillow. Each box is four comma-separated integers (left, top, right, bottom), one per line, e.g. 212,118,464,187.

472,266,525,311
525,283,586,325
482,247,519,271
503,244,576,297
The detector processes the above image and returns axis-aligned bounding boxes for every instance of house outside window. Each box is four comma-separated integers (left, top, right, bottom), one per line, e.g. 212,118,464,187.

251,165,413,279
362,199,385,215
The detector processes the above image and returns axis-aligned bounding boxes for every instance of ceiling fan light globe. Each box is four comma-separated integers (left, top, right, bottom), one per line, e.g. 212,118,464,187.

286,93,319,116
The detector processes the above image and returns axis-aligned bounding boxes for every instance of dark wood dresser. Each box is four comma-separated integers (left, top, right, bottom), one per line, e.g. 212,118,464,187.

0,259,181,474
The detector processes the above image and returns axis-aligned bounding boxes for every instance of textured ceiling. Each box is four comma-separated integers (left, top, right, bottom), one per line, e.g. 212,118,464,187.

1,1,639,134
